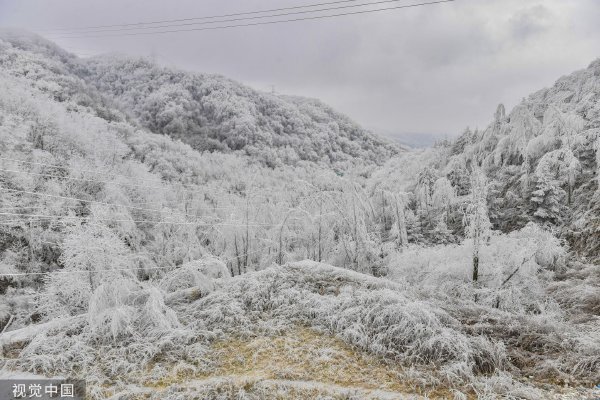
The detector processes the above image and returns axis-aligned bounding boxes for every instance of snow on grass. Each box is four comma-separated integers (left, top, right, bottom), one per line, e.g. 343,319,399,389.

385,224,600,385
180,260,508,386
2,249,597,398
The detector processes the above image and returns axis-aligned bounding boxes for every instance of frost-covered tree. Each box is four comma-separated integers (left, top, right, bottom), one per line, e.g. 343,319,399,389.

432,216,453,244
59,224,132,290
446,157,471,196
528,147,579,223
36,224,133,318
432,176,456,224
530,162,566,225
404,208,424,244
416,166,437,221
330,186,372,272
563,148,581,205
595,135,600,188
393,193,409,249
494,103,506,122
464,167,491,282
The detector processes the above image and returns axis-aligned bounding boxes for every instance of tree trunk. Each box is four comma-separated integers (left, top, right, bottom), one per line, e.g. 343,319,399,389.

318,198,323,262
393,195,408,249
244,198,250,271
352,196,359,271
234,235,241,276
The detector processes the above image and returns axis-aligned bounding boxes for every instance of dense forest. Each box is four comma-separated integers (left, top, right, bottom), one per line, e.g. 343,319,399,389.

0,32,598,399
81,55,402,168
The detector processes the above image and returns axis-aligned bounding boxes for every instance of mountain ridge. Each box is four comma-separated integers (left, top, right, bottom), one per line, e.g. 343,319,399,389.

0,30,401,169
79,54,401,168
411,56,600,260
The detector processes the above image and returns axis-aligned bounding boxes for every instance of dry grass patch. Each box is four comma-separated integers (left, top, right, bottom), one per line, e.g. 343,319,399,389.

203,326,454,399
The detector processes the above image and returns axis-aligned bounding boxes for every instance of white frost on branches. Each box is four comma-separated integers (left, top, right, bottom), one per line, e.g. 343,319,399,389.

463,168,491,281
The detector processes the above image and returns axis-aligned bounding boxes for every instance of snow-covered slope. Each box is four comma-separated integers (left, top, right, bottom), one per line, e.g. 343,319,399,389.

459,60,600,260
0,31,400,169
80,55,401,168
373,59,600,261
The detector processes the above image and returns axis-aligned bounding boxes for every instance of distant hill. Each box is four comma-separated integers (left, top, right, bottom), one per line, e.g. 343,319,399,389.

0,31,400,169
373,129,451,149
79,55,400,168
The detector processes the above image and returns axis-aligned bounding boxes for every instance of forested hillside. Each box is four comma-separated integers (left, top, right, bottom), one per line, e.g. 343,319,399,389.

0,32,598,399
375,59,600,262
80,55,400,168
1,31,401,169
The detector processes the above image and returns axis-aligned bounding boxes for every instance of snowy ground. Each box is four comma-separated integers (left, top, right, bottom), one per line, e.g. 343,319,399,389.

2,241,599,399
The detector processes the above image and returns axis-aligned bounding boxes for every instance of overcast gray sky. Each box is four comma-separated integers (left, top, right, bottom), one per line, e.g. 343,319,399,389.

1,0,599,144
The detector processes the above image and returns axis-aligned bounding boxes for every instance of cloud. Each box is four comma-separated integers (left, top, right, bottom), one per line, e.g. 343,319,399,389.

508,4,553,41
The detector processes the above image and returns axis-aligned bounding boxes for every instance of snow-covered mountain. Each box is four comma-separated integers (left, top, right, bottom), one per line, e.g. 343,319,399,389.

0,31,400,169
450,60,600,260
81,56,401,168
372,59,600,261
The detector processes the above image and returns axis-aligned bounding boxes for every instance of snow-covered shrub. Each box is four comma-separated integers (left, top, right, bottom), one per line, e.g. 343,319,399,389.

36,224,134,319
87,279,139,341
9,316,93,377
88,279,181,343
137,287,181,336
183,256,230,279
158,265,214,294
181,261,507,383
327,289,507,381
471,372,547,400
548,263,600,315
386,224,565,314
37,272,92,318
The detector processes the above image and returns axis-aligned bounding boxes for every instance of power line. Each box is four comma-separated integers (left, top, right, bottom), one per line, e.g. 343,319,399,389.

44,1,454,40
0,167,173,192
0,202,261,212
0,191,295,226
0,157,281,199
1,187,208,217
0,206,48,210
0,173,325,223
0,166,302,208
46,0,415,37
0,211,293,227
0,247,269,277
0,168,281,207
0,167,259,207
0,156,199,189
38,0,361,32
